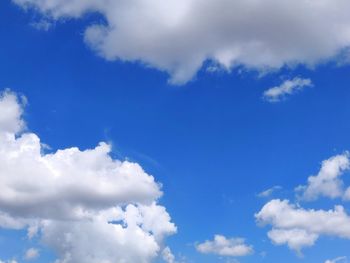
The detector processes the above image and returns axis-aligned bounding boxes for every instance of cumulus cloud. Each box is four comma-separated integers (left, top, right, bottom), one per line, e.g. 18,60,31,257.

255,199,350,253
296,153,350,201
24,248,39,260
263,78,313,102
12,0,350,84
196,235,253,257
0,90,176,263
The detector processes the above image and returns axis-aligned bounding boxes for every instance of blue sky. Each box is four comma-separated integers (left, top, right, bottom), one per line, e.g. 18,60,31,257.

1,1,350,263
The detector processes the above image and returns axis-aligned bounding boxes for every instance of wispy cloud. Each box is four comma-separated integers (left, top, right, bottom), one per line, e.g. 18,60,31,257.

30,19,53,31
258,186,282,198
325,256,347,263
263,78,313,102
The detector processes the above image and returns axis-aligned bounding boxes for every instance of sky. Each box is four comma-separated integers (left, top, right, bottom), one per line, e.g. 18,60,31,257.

1,0,350,262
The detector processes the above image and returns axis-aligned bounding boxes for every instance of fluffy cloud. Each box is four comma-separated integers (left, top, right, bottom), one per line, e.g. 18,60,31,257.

196,235,253,257
263,78,312,102
0,90,176,263
296,153,350,201
24,248,39,260
255,199,350,252
13,0,350,84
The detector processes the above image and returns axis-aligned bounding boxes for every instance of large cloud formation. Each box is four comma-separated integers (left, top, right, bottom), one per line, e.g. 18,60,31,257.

13,0,350,84
0,90,176,262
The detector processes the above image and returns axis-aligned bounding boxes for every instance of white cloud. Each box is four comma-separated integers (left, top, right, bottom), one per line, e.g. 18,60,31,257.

267,228,318,253
263,78,313,102
296,153,350,201
196,235,253,257
325,256,347,263
13,0,350,84
0,260,18,263
24,248,39,260
0,89,26,134
0,90,176,263
162,247,176,263
255,199,350,253
258,186,282,198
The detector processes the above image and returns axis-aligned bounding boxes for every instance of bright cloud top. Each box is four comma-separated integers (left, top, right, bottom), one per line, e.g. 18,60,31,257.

296,153,350,201
196,235,253,257
263,78,313,102
0,90,176,263
256,199,350,253
13,0,350,84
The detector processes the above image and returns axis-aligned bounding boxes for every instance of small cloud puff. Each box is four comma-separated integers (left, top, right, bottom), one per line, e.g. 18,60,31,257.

196,235,253,257
24,248,39,260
